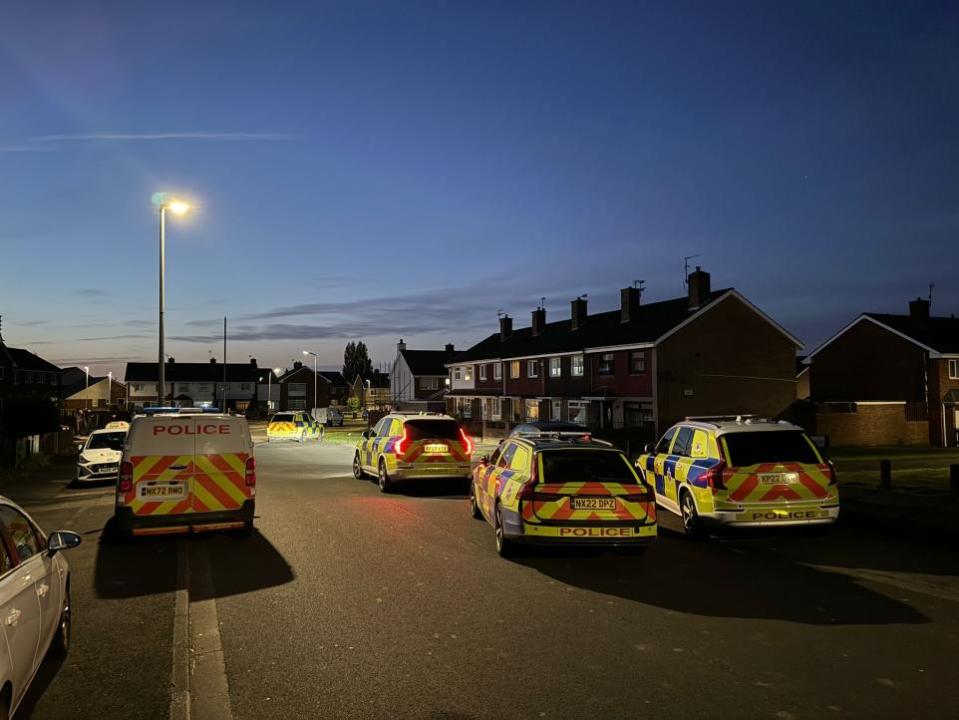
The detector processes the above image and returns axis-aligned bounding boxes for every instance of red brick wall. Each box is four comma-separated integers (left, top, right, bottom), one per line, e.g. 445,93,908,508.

505,358,546,397
928,358,959,446
816,404,928,446
589,350,652,397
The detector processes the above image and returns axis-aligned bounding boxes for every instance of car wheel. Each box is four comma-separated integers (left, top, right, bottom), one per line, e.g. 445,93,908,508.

353,454,366,479
494,504,516,558
50,580,71,659
680,490,705,539
468,480,482,519
378,459,392,493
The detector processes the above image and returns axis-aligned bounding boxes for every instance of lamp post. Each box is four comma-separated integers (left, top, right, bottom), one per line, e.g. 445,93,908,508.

83,366,90,410
302,351,318,417
154,195,190,405
107,371,112,409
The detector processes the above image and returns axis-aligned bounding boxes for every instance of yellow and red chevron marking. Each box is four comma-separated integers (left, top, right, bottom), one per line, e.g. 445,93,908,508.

726,463,831,503
268,422,297,435
193,453,250,512
400,440,468,463
520,482,651,522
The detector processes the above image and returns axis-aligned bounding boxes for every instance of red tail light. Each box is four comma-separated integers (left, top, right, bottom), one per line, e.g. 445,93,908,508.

458,427,474,456
395,427,410,460
519,455,539,501
703,461,727,492
245,457,257,487
826,461,837,486
119,461,133,493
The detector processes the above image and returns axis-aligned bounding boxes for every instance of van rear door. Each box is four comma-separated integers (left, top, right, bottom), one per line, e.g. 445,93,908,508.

192,417,253,514
125,416,196,518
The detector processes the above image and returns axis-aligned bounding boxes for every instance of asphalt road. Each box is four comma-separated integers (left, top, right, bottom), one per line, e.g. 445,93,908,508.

9,442,959,720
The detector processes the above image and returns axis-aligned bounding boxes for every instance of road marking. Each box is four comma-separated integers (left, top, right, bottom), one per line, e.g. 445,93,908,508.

188,541,234,720
170,541,190,720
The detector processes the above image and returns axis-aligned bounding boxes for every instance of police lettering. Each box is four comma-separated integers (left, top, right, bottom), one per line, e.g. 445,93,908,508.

153,424,232,436
750,510,818,520
559,527,632,537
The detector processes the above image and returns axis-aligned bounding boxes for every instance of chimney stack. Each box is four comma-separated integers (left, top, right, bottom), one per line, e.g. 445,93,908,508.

499,314,513,341
531,307,546,336
209,357,217,364
687,267,711,310
293,360,303,370
445,343,455,354
571,297,588,331
909,297,930,321
397,338,407,352
167,357,175,364
249,357,257,366
620,286,641,323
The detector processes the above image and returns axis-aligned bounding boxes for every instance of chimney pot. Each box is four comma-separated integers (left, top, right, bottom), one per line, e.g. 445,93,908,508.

909,297,930,321
499,314,513,341
445,343,455,353
397,338,407,352
570,298,588,331
249,357,257,366
531,307,546,336
167,357,175,364
687,268,711,310
210,357,216,364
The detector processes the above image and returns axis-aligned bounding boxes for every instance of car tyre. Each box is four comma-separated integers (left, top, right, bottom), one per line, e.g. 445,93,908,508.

353,454,367,479
680,490,705,539
378,459,393,493
468,480,482,519
494,504,517,558
49,580,71,660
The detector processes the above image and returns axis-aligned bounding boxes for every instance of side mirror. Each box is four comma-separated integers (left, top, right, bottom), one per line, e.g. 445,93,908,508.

362,429,372,439
643,443,653,454
481,454,490,466
48,530,81,555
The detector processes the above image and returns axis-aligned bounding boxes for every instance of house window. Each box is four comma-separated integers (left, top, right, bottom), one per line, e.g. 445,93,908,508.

527,360,539,378
549,357,561,377
458,397,472,419
598,353,615,375
289,399,306,410
950,359,959,380
624,401,653,427
453,367,462,381
479,364,487,381
493,363,502,380
197,384,212,393
288,383,306,395
551,399,562,421
629,351,646,374
487,397,502,421
510,361,520,379
571,354,584,377
568,400,588,426
420,377,438,390
464,366,473,382
525,399,540,421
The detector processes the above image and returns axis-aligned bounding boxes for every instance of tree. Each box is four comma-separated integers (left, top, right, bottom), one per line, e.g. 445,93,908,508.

342,341,374,384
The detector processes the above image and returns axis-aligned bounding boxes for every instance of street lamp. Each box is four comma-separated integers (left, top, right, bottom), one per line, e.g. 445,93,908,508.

83,366,90,410
153,194,191,405
302,350,318,416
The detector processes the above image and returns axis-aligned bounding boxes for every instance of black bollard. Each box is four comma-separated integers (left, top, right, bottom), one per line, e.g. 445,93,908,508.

880,459,892,489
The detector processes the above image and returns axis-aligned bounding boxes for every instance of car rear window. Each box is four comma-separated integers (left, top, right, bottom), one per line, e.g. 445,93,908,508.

87,432,126,450
539,449,638,484
272,414,295,422
722,431,821,467
403,419,460,441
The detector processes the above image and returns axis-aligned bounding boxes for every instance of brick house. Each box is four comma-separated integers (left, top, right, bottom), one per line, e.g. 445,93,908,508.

389,341,456,406
804,298,959,446
349,370,391,409
277,362,331,412
61,367,127,411
447,268,801,441
125,358,259,412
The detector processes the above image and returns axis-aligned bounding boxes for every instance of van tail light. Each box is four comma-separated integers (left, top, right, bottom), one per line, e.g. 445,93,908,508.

458,427,474,457
826,461,837,486
395,427,410,460
703,461,727,492
519,456,539,502
245,457,257,487
119,462,133,493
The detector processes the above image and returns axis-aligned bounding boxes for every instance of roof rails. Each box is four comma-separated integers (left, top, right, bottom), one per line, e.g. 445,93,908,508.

521,433,614,447
684,415,787,426
142,406,223,415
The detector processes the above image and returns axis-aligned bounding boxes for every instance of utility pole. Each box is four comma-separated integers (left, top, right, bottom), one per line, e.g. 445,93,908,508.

223,317,228,412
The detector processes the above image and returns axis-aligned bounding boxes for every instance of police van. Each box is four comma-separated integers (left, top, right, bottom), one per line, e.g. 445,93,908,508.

114,409,256,538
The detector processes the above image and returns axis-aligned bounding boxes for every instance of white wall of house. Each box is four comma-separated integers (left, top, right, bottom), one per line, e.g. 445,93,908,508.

450,363,475,392
66,378,117,403
127,380,255,404
390,352,415,402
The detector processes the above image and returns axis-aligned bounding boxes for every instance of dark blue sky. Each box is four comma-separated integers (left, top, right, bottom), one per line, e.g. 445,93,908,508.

1,1,957,377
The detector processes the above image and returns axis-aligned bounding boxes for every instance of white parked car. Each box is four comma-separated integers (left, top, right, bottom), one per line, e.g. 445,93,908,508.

0,498,80,718
76,428,127,484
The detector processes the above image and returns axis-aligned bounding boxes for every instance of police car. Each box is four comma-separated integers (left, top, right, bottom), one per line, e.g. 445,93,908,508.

470,436,657,557
114,408,256,538
76,427,127,483
267,411,322,443
637,416,839,536
353,413,473,492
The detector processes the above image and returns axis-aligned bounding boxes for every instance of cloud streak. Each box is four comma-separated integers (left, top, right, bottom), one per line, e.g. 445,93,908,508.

30,132,293,143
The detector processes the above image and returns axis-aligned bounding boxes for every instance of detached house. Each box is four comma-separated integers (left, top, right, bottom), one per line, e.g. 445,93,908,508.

446,268,801,440
390,341,457,410
805,297,959,447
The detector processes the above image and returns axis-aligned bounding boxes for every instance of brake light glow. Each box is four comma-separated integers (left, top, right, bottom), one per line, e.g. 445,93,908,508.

119,461,133,493
519,455,539,501
395,427,410,460
703,461,727,492
245,457,257,487
458,427,474,456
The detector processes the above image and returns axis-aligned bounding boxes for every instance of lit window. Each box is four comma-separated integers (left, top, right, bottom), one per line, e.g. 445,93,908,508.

551,399,562,420
510,361,520,379
598,353,615,375
571,355,584,377
487,397,502,420
479,364,487,381
630,351,646,374
493,363,502,380
525,399,540,421
568,400,588,425
527,360,539,378
464,366,473,382
549,357,561,377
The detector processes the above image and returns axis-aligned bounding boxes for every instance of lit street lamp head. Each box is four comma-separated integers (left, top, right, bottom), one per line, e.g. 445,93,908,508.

168,201,190,216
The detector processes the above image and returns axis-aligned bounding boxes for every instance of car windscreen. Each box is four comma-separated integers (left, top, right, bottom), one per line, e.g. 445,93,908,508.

539,449,638,484
404,420,460,441
87,432,126,451
722,431,821,467
272,414,295,423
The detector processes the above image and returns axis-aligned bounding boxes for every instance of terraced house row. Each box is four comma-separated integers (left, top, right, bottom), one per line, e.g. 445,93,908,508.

445,268,802,443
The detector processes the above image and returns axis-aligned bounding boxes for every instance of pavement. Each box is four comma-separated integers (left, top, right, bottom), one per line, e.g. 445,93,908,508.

3,444,959,719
